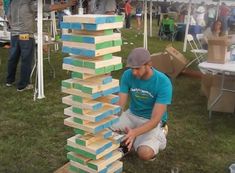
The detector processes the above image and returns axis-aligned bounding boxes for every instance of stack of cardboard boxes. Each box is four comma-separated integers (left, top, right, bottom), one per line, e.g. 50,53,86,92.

60,14,124,173
202,37,235,113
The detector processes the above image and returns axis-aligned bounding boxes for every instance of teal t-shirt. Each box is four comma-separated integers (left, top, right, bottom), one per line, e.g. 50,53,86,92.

120,68,172,122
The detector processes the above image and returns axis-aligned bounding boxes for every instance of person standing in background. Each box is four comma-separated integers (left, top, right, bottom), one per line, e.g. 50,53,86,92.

6,0,77,91
124,0,132,29
207,5,216,27
135,1,142,35
219,2,230,35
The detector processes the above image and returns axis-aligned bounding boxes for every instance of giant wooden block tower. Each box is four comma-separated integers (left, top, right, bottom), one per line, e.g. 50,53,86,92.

60,14,124,173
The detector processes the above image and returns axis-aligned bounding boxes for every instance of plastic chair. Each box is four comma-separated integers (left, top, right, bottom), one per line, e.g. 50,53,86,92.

196,33,205,49
159,18,177,42
186,34,207,68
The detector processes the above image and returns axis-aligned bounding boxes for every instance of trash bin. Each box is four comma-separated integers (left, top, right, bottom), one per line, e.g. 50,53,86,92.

175,23,186,41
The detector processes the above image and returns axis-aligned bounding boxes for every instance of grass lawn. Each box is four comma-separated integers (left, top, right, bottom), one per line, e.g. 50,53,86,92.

0,20,234,173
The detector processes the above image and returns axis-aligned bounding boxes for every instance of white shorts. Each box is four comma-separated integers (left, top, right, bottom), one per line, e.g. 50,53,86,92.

111,109,167,155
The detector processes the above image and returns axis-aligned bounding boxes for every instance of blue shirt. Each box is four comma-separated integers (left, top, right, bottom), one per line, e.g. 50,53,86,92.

120,68,172,122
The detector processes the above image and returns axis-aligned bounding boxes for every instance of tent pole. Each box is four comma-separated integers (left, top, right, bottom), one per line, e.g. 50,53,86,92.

183,0,192,52
150,0,153,37
37,0,45,99
143,0,148,49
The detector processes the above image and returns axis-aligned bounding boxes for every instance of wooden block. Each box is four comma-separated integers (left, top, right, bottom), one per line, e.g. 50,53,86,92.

62,85,120,100
71,72,98,80
109,133,125,144
61,22,123,31
71,56,122,69
62,95,103,111
72,29,113,36
68,135,112,155
95,95,119,104
67,152,91,165
87,150,122,171
62,33,121,44
70,160,123,173
64,115,119,133
62,45,121,57
63,14,123,24
76,130,112,146
64,106,118,123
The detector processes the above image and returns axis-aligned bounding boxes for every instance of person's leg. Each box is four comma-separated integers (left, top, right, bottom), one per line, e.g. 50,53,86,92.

17,38,35,89
133,122,167,161
6,36,20,84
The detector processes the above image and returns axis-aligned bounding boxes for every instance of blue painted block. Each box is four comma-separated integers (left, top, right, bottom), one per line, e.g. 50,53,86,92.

102,87,120,96
82,37,95,44
111,96,119,104
92,102,103,111
112,106,121,115
105,17,116,23
62,46,71,54
63,57,73,65
102,76,112,84
61,35,71,41
104,130,112,139
60,22,70,29
84,24,97,31
104,152,113,160
95,17,106,24
71,23,82,30
81,49,95,57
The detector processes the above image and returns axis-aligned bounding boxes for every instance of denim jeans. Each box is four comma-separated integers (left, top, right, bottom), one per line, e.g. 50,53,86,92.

6,35,35,89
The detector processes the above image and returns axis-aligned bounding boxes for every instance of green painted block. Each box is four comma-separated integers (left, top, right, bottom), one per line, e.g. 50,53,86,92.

87,163,98,170
114,63,123,70
115,16,123,22
62,80,72,88
71,35,83,42
71,72,84,79
72,95,83,103
70,165,88,173
73,83,83,90
67,153,85,165
74,117,85,124
74,128,85,135
83,61,95,69
81,86,93,94
113,39,122,46
66,145,96,160
104,29,113,35
105,65,114,73
76,138,86,146
103,54,112,60
73,107,83,115
72,59,84,67
96,41,112,50
95,68,105,75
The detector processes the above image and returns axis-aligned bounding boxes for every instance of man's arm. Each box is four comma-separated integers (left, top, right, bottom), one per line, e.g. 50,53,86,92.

117,92,128,114
124,103,167,150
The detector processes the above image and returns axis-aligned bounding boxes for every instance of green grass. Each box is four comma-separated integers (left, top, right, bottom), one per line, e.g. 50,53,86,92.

0,19,234,173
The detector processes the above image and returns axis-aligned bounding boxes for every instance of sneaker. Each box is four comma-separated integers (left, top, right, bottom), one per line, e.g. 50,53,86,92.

161,124,168,136
17,84,33,92
118,142,129,157
6,83,13,87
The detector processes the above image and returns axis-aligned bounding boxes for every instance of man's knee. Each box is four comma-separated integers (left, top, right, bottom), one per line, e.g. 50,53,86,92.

137,145,155,161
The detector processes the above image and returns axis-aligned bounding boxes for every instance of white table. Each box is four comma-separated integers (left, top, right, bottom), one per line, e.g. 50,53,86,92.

198,61,235,119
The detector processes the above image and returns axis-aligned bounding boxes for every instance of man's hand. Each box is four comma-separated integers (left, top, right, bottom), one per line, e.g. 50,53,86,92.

123,127,137,151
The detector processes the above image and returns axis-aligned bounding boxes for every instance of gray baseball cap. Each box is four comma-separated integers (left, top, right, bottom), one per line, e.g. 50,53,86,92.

126,47,151,68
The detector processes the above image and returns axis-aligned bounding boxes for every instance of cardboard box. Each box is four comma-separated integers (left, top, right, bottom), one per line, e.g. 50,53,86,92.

201,74,213,98
165,46,188,78
207,75,235,113
207,37,230,64
151,52,174,75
